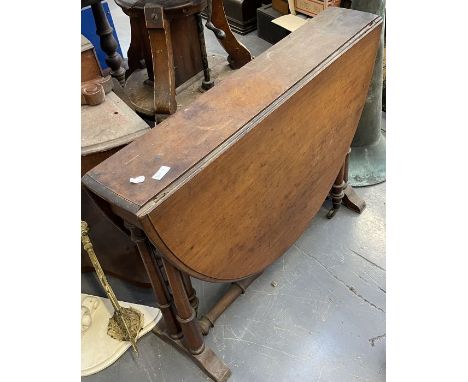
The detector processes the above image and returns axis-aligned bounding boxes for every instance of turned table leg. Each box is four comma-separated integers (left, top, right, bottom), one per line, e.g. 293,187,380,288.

161,261,231,382
327,159,346,219
162,260,205,355
125,222,182,339
125,222,231,381
327,148,366,217
91,0,126,86
182,273,199,315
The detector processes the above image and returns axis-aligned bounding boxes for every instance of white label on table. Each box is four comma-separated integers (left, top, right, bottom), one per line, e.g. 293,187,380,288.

129,176,145,184
152,166,171,181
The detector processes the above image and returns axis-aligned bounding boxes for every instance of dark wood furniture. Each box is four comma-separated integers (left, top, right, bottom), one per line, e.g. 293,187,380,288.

118,0,208,119
83,8,382,380
81,72,152,286
208,0,253,68
117,0,252,120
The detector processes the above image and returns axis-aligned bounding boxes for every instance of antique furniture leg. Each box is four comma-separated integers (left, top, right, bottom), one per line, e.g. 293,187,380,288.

162,260,231,382
162,260,204,354
91,0,126,86
326,157,346,219
182,273,199,314
328,149,366,218
207,0,253,69
126,12,146,79
196,13,214,90
126,224,230,380
342,148,367,213
199,274,260,335
125,223,182,339
144,4,177,120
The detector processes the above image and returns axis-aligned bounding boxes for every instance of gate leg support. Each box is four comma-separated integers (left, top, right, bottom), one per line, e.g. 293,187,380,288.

182,273,199,315
327,161,345,219
200,273,260,335
327,148,366,218
125,222,182,339
162,260,231,382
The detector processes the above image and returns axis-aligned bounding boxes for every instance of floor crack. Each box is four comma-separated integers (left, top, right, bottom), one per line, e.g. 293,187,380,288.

369,333,386,346
357,273,386,293
295,245,386,314
347,285,385,313
349,249,386,272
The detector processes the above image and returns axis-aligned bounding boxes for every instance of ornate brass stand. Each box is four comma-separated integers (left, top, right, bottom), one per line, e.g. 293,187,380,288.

81,221,143,354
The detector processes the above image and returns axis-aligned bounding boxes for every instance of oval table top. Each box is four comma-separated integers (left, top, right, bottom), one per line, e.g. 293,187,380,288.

83,8,382,282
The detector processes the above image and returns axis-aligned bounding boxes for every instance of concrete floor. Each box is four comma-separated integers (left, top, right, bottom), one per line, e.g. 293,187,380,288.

82,3,386,381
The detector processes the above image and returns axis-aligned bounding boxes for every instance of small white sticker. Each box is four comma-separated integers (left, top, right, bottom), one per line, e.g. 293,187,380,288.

129,176,145,184
152,166,171,181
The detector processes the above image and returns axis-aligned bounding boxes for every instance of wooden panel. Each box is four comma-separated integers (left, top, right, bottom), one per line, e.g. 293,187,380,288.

145,27,381,281
170,14,204,87
83,8,382,282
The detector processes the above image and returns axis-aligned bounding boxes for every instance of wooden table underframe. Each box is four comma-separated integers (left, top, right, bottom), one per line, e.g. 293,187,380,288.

92,150,363,382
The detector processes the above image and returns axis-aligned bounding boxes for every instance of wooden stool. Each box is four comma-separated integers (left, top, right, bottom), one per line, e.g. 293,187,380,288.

116,0,252,120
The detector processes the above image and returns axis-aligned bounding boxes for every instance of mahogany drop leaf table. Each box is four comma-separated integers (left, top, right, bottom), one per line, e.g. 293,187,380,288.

83,8,382,381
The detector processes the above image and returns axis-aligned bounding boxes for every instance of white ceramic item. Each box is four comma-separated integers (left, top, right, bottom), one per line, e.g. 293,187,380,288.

81,294,162,376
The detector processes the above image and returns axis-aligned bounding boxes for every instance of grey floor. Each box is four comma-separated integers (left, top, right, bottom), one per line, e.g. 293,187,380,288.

82,3,386,381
